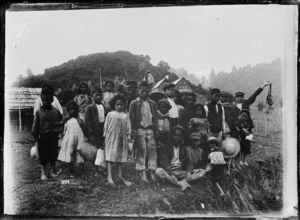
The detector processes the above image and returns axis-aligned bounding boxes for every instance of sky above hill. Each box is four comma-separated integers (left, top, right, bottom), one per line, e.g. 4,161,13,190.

5,5,296,85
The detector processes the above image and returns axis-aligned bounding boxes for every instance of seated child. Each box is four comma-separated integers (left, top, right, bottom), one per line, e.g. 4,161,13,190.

155,125,192,191
58,101,87,177
156,98,174,149
32,89,63,180
104,95,132,187
188,102,209,142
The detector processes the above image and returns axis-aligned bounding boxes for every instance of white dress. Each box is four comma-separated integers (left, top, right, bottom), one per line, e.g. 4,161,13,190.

58,118,85,163
104,111,131,162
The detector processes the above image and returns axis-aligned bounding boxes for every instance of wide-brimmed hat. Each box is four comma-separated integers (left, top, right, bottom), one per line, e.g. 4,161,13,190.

206,137,222,148
221,137,240,158
149,91,167,104
157,98,172,110
189,133,202,141
179,88,193,94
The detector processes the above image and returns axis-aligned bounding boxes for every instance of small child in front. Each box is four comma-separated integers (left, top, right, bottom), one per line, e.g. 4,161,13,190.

32,89,62,180
104,94,132,187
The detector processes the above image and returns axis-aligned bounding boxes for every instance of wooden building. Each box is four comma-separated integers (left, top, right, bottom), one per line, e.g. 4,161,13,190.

151,76,193,93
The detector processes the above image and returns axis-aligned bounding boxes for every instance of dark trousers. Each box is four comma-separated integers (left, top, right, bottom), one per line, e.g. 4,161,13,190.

38,132,59,165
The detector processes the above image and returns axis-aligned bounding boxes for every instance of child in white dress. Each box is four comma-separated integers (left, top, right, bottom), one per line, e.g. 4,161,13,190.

104,94,132,187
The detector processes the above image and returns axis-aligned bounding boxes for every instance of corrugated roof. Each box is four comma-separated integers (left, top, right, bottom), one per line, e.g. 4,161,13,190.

7,87,42,110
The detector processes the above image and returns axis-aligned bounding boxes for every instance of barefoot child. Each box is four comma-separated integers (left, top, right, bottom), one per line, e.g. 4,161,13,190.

104,94,132,187
57,101,87,177
32,89,62,180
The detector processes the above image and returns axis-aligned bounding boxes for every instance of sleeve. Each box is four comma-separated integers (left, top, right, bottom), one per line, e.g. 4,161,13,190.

221,105,226,130
31,111,40,140
204,105,208,118
152,103,158,132
53,96,63,115
84,106,93,136
245,87,264,106
126,114,131,136
185,149,193,173
33,97,41,116
128,101,135,131
103,112,110,137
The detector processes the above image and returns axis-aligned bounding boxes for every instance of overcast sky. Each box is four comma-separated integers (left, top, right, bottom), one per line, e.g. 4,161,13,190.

5,5,293,85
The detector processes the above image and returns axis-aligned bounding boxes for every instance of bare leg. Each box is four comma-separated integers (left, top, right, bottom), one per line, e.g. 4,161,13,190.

243,155,248,166
117,163,132,187
50,162,58,177
150,170,157,182
107,162,115,186
141,170,149,183
41,165,48,180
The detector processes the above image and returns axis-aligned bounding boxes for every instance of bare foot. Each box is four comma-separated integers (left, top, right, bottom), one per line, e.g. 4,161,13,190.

107,178,116,187
181,179,191,188
219,192,225,197
140,172,149,183
124,180,133,187
41,175,48,180
50,172,58,178
151,172,157,182
178,181,188,191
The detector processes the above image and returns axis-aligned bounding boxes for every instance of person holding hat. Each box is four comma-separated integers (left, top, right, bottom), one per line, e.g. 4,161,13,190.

204,88,226,140
233,109,253,166
125,81,138,111
163,83,179,126
129,81,158,182
231,82,270,128
155,125,192,191
156,98,174,150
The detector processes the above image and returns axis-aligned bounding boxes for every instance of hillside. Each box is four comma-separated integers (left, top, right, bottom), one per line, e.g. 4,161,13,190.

207,58,282,105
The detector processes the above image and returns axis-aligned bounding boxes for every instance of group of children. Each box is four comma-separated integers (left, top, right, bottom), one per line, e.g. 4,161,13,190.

32,79,270,193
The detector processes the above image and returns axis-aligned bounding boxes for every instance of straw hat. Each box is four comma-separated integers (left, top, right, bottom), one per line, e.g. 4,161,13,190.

221,137,240,158
189,133,202,141
206,136,222,148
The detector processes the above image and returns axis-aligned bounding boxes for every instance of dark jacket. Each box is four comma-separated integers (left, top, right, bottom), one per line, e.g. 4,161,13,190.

157,144,193,175
85,103,107,148
206,102,223,133
129,97,158,132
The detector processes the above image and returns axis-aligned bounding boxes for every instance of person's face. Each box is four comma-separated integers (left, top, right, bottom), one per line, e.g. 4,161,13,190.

220,96,227,103
239,112,248,122
127,87,134,95
139,87,150,100
181,93,188,104
158,103,169,115
41,96,53,108
209,142,219,152
191,139,201,148
187,95,196,107
80,84,89,94
235,95,244,103
195,106,204,118
68,106,78,117
211,93,220,103
173,129,183,145
106,83,114,92
165,87,175,98
115,100,124,112
93,92,103,104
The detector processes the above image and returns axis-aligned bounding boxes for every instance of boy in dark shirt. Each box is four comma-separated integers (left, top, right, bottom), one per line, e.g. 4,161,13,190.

32,90,62,180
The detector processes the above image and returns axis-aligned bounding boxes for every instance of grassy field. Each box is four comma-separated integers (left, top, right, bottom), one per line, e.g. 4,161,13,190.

5,124,283,217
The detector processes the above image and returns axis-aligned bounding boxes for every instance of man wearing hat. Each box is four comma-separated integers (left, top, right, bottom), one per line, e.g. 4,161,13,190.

125,80,138,111
163,83,179,125
204,88,226,140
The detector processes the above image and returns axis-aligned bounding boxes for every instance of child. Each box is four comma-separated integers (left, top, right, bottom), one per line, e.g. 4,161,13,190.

234,109,253,166
163,83,179,126
155,125,192,191
103,81,116,110
188,102,209,142
104,94,132,187
156,98,173,149
85,87,106,149
32,89,62,180
57,101,86,176
129,81,158,182
73,82,93,121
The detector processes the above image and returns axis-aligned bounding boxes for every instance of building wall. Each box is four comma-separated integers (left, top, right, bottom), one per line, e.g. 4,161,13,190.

175,79,192,91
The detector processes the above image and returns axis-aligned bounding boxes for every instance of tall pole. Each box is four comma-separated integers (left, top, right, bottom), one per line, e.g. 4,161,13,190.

99,68,102,89
18,94,22,132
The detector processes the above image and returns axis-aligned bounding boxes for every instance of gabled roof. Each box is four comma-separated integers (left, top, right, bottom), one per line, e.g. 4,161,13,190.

152,76,168,90
172,77,183,85
7,87,42,110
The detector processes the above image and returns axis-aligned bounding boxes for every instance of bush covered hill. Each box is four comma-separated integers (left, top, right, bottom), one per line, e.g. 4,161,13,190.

207,58,283,105
14,51,180,90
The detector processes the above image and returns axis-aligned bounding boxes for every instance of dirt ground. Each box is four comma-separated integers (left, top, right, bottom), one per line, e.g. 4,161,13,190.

5,128,283,217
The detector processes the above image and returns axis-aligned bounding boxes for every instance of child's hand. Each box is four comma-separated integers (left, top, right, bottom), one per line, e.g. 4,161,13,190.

243,129,250,135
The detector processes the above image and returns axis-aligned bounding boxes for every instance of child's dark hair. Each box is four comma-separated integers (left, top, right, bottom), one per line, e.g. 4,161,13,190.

41,89,54,99
187,93,197,100
78,82,90,95
195,103,206,118
109,94,127,111
66,100,79,114
105,80,115,88
92,86,103,95
138,81,150,90
41,83,54,94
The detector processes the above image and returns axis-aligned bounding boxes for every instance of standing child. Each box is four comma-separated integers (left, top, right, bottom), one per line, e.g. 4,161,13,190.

103,81,116,110
104,94,132,187
58,101,86,176
73,82,93,121
32,89,62,180
129,81,158,182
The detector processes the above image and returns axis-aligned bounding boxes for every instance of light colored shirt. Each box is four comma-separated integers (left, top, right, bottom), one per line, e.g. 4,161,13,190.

171,146,180,165
103,92,115,107
96,104,105,123
237,103,242,110
140,100,153,128
167,97,179,119
33,96,63,115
